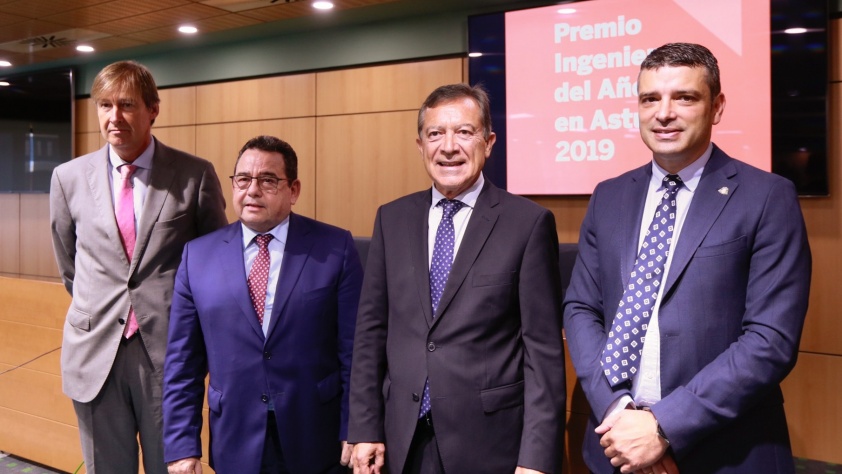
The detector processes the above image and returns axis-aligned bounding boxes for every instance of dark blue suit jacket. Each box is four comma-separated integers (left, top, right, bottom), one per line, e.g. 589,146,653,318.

163,213,363,473
349,180,566,473
564,146,811,473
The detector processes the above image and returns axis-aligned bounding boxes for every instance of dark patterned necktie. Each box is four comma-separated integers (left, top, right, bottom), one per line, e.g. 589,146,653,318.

602,175,683,387
247,234,273,326
419,198,465,418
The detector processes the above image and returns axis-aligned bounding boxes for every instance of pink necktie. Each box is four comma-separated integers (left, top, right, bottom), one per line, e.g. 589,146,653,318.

247,234,272,327
117,164,139,339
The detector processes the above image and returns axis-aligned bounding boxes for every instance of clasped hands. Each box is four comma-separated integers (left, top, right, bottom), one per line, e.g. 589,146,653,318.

596,408,679,474
346,443,545,474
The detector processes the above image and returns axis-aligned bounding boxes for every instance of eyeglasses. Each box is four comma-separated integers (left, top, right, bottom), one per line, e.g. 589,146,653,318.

230,175,289,193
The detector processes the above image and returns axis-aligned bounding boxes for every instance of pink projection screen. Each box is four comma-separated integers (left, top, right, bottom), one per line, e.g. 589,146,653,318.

503,0,771,195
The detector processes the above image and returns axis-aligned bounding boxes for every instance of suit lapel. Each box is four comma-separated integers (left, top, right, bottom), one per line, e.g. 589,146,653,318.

619,166,651,279
432,181,499,328
410,191,435,326
662,148,737,296
85,146,129,266
220,223,266,339
133,139,177,274
266,214,313,340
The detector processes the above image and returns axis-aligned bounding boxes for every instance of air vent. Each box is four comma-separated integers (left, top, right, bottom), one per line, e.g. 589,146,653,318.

22,35,74,49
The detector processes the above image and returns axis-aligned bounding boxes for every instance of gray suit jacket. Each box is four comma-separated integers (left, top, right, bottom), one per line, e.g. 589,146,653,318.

349,179,566,473
50,138,228,403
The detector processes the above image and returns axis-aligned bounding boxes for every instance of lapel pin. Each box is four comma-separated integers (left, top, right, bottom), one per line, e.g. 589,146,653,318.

718,187,729,195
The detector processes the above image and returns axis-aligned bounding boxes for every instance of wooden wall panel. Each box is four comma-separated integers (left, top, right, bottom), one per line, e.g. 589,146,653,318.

157,86,197,127
75,131,104,156
75,98,99,134
0,194,20,275
152,125,197,155
0,321,62,375
534,195,590,244
0,367,75,425
315,111,430,235
195,74,315,124
0,277,69,328
799,83,842,356
196,118,317,223
832,19,840,82
0,407,82,473
782,352,842,464
19,193,59,279
316,58,463,116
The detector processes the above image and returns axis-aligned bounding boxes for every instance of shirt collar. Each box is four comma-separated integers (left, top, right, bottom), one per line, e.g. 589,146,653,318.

431,173,484,209
241,215,290,249
108,136,155,171
650,143,712,193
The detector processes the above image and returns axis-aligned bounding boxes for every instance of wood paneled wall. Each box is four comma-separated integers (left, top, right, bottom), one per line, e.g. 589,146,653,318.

2,24,842,471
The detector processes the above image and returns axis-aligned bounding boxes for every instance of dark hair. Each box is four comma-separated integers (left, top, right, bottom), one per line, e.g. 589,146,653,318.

640,43,721,99
418,83,493,140
91,60,160,110
235,135,298,181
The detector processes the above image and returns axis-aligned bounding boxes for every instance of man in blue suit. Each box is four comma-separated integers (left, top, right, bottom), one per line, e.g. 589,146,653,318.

163,135,363,473
564,43,811,474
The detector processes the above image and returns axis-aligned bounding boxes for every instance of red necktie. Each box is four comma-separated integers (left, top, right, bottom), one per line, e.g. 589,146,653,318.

248,234,273,326
116,164,139,339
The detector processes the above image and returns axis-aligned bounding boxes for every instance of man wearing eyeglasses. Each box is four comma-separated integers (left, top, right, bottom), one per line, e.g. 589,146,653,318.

162,135,364,474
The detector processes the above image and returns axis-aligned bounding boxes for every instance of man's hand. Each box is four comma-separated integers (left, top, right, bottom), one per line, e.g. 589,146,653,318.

632,451,679,474
595,409,668,473
515,467,547,474
168,457,203,474
351,442,386,474
340,441,353,467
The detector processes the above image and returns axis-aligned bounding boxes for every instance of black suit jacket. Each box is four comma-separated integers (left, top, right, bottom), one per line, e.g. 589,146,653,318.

349,179,566,473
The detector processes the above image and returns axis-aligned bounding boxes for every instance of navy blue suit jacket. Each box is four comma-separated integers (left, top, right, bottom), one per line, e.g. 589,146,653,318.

163,213,363,473
564,146,811,473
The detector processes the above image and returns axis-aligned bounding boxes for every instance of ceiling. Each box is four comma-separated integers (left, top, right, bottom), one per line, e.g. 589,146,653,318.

0,0,409,68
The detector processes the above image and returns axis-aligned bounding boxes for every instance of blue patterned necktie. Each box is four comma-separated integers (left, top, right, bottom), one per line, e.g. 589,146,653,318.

419,198,465,418
602,174,683,387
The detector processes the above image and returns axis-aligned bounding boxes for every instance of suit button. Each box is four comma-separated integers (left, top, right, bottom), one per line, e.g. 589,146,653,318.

412,393,420,402
118,318,126,325
263,351,271,360
261,394,269,403
427,342,435,352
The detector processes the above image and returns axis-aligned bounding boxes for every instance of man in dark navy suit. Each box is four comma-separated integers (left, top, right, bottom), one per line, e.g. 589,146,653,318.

564,43,811,474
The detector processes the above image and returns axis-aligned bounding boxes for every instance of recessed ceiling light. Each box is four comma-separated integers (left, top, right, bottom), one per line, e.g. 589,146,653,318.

179,25,198,34
0,60,11,67
76,45,95,53
784,27,807,34
468,52,483,58
0,81,9,86
313,1,334,10
557,8,576,14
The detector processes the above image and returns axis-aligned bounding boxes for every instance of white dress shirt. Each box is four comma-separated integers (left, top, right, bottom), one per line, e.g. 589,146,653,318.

427,174,485,268
108,138,155,226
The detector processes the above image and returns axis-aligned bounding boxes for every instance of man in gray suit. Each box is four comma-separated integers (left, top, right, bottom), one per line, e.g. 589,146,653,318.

50,60,227,474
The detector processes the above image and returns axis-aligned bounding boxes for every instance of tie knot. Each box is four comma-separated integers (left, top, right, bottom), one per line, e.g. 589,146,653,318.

255,234,272,249
663,174,683,192
438,199,465,219
120,164,137,180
